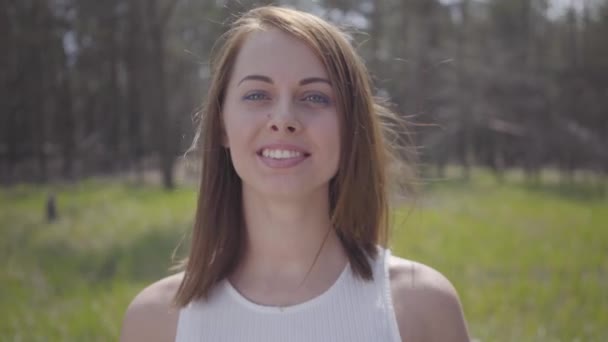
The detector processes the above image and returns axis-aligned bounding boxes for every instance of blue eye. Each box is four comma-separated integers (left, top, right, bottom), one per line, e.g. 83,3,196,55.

303,94,329,104
243,92,269,101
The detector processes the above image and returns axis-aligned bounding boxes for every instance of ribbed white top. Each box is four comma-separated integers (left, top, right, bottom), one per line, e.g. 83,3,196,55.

175,248,401,342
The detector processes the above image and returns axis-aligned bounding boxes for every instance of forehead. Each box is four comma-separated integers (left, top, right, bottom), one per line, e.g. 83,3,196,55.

230,28,328,83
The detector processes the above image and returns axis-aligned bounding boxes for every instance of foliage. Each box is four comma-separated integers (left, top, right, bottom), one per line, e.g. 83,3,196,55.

2,0,608,185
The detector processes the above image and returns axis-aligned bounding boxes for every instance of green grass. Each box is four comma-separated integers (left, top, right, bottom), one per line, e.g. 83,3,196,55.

392,170,608,341
0,180,196,341
1,171,606,341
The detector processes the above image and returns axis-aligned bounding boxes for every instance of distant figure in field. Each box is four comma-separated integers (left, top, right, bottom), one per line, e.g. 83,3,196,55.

120,6,470,342
46,193,57,222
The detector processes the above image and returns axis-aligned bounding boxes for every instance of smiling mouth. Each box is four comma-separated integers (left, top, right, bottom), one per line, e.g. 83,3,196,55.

256,148,311,159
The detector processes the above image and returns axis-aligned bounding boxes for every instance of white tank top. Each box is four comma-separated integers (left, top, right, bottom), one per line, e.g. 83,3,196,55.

175,248,402,342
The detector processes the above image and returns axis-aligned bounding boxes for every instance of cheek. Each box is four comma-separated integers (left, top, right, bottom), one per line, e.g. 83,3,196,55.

315,116,341,166
223,110,256,148
222,111,262,176
223,120,250,179
222,98,246,144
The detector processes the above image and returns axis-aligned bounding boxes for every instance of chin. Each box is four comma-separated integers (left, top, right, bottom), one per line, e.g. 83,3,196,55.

262,185,315,200
245,179,330,202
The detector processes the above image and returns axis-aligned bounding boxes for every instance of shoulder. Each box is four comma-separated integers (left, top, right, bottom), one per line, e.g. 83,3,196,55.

388,256,470,342
120,272,184,342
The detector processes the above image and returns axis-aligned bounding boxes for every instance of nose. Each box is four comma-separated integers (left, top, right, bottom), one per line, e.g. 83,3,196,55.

267,104,301,134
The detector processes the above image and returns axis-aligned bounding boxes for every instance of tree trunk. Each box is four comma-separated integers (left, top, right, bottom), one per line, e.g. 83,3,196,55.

146,0,175,189
458,0,472,181
32,1,50,183
126,0,145,183
369,0,383,73
491,134,505,183
58,32,75,181
0,0,12,185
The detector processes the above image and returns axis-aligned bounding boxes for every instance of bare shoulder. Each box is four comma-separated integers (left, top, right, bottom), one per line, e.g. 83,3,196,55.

120,272,184,342
389,256,470,342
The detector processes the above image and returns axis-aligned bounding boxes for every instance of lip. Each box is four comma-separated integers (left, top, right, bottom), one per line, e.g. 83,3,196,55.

256,143,311,169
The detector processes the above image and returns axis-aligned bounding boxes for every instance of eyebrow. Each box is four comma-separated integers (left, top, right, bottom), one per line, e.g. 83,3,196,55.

238,74,332,86
238,75,272,85
299,77,331,86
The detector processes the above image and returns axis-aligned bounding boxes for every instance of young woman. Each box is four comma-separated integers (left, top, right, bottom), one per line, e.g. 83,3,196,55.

121,6,470,342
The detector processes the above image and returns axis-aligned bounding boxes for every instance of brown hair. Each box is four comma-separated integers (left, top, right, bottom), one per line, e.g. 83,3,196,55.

174,6,416,306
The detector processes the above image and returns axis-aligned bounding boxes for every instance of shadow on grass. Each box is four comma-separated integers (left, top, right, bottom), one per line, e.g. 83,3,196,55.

30,225,191,292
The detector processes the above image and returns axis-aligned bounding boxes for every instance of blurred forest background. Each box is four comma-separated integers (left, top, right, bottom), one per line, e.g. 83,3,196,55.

2,0,607,186
1,0,608,341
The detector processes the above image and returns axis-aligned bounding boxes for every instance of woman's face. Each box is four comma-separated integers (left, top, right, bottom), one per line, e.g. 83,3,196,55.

222,28,341,200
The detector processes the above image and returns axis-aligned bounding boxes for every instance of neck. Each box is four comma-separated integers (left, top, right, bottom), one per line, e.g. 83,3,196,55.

233,185,347,286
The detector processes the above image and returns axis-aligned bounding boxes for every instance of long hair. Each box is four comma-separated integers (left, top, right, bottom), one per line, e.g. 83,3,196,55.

174,6,417,307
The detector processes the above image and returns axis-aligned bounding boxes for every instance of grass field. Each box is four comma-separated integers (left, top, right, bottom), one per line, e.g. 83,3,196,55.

1,170,606,341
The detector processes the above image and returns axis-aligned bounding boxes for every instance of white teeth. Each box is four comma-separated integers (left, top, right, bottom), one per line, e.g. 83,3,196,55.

261,149,303,159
